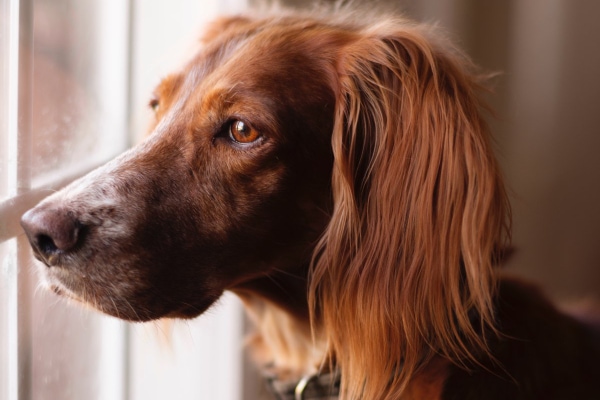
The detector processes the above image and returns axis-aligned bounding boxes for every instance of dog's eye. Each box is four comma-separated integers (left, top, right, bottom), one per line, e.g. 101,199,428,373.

228,120,260,144
149,96,160,112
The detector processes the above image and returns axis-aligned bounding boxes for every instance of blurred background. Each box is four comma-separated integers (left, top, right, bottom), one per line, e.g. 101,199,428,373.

270,0,600,303
375,0,600,303
1,1,598,399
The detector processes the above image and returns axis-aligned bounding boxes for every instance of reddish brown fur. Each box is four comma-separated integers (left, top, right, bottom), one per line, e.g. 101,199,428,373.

21,7,600,400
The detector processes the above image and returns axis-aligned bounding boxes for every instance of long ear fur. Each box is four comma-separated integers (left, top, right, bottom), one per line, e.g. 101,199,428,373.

310,21,511,399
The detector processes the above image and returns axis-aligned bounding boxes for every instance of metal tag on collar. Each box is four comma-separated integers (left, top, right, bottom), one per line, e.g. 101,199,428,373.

294,373,318,400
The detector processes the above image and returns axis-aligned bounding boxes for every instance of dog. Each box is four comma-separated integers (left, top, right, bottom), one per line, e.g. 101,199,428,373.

20,7,600,400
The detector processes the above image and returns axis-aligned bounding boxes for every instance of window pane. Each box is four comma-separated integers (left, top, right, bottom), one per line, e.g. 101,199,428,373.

31,0,129,187
0,239,17,400
0,0,15,201
27,1,130,399
31,280,126,400
0,5,6,199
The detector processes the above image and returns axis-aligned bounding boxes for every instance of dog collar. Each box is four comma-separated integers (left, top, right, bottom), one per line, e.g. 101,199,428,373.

266,371,341,400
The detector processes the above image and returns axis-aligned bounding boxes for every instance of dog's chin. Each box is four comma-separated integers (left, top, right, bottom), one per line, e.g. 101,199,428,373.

39,266,219,322
91,296,218,323
161,298,218,321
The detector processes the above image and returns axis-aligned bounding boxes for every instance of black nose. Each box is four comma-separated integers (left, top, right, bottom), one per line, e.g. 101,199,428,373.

21,207,82,262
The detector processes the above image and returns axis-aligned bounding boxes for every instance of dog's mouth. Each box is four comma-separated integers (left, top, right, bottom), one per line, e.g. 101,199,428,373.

38,271,94,314
34,255,114,312
40,265,85,299
31,248,63,269
45,279,140,320
48,282,82,303
41,271,141,321
50,283,65,296
33,252,223,322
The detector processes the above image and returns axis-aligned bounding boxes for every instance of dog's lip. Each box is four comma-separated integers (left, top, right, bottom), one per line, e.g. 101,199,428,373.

30,247,68,268
50,284,66,296
48,281,83,303
39,263,86,299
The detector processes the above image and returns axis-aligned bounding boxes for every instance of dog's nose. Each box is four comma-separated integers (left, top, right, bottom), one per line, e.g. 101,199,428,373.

21,207,81,261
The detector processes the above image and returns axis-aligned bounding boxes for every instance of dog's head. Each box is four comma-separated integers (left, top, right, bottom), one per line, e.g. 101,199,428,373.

22,12,509,395
21,15,342,321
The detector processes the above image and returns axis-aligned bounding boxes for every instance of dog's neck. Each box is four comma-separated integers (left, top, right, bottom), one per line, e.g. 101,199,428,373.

232,265,328,381
233,265,311,320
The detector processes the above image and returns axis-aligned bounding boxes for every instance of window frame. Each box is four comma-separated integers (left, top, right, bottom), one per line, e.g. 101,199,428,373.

1,1,35,399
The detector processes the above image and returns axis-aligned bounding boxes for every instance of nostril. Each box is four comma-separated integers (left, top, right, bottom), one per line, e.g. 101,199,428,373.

21,207,83,260
37,233,60,255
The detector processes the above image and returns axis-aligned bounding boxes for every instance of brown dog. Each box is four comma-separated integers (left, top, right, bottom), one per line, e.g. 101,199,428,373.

21,9,600,399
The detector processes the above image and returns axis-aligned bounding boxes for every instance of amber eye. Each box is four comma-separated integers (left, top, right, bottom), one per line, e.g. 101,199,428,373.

149,96,160,112
228,120,260,144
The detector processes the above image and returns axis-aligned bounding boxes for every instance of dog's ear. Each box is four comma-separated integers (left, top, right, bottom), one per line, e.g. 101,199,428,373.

311,24,511,398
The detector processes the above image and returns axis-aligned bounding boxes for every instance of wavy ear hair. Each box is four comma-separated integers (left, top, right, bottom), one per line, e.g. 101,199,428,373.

310,22,511,399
